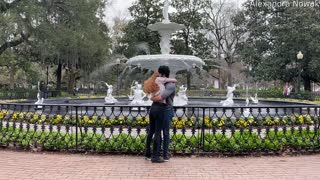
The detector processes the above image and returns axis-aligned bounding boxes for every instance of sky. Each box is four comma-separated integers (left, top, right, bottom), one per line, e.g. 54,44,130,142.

104,0,246,26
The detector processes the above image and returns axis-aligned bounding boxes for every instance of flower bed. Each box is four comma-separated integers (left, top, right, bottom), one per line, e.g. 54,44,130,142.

0,110,317,129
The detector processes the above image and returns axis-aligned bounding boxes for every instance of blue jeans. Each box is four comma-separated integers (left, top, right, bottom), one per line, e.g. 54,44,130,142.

163,108,174,157
145,102,166,159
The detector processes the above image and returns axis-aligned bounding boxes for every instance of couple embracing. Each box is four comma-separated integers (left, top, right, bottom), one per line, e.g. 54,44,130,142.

144,65,176,163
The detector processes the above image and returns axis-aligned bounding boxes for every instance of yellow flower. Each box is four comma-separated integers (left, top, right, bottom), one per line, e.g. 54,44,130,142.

298,115,304,124
64,115,70,120
102,117,111,126
41,114,47,120
19,113,24,119
12,113,18,119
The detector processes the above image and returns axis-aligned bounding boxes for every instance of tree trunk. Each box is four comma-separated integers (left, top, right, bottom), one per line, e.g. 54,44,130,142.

304,78,311,91
187,71,191,90
9,65,16,89
67,67,78,94
56,62,62,93
227,63,232,86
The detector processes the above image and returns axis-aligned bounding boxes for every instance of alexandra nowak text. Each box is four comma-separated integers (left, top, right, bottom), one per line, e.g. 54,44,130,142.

250,0,320,8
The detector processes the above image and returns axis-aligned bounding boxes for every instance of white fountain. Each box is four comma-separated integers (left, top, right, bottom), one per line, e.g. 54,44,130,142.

129,82,147,106
128,81,138,101
126,0,205,77
250,93,259,104
35,81,44,109
35,92,44,109
220,84,237,106
243,97,251,117
103,82,118,104
174,85,188,106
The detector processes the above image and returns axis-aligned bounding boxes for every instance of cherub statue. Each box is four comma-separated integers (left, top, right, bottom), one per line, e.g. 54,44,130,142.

105,82,113,97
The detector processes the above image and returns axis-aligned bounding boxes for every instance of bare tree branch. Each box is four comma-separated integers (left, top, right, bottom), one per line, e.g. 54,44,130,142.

0,32,30,55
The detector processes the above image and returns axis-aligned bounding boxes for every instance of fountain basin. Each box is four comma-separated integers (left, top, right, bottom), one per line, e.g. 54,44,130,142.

20,97,312,107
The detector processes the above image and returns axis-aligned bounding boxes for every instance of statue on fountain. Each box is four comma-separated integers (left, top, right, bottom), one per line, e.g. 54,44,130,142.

250,93,259,104
103,82,118,104
220,84,238,106
129,82,147,106
128,81,138,100
163,0,170,23
35,81,44,109
174,85,188,106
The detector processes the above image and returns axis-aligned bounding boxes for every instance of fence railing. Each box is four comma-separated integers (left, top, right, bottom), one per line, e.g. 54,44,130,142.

0,103,319,155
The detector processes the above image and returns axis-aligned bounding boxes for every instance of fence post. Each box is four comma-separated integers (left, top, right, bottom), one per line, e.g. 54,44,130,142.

75,106,79,151
201,107,206,153
317,107,320,147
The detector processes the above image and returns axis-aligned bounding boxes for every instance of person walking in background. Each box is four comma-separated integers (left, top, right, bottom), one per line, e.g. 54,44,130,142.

39,81,48,99
152,66,176,162
287,84,293,97
143,66,177,163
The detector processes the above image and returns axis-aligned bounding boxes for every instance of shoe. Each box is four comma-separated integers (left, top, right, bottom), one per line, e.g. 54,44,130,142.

145,156,151,161
151,157,165,163
163,155,170,162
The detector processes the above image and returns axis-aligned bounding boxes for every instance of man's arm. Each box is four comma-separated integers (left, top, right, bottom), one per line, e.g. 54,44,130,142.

151,83,175,102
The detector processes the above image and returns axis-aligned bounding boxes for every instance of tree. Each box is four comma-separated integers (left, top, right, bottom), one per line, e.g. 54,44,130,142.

0,0,41,55
116,0,162,58
0,48,39,89
238,0,320,91
110,15,129,53
16,0,111,93
201,0,245,86
169,0,214,89
171,0,203,55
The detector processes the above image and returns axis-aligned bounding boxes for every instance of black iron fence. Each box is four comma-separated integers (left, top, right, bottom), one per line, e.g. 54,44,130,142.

0,88,318,101
0,103,320,155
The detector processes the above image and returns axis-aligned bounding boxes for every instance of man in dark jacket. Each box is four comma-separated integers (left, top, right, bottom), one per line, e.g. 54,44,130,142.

151,65,176,162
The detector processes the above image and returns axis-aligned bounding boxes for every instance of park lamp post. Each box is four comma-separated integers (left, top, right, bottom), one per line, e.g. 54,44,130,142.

116,58,121,96
246,65,252,98
297,51,303,99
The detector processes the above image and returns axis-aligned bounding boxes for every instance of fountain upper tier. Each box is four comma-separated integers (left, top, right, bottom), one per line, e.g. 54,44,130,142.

127,0,205,75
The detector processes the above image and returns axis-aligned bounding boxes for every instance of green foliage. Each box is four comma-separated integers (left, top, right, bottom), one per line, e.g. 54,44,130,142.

238,0,320,90
0,0,112,89
1,125,320,154
171,0,212,59
116,0,162,57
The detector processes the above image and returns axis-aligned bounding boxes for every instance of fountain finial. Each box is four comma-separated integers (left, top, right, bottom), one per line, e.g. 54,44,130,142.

163,0,170,23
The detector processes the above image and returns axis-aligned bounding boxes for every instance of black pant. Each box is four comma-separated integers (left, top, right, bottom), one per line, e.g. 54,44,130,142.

145,102,166,159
